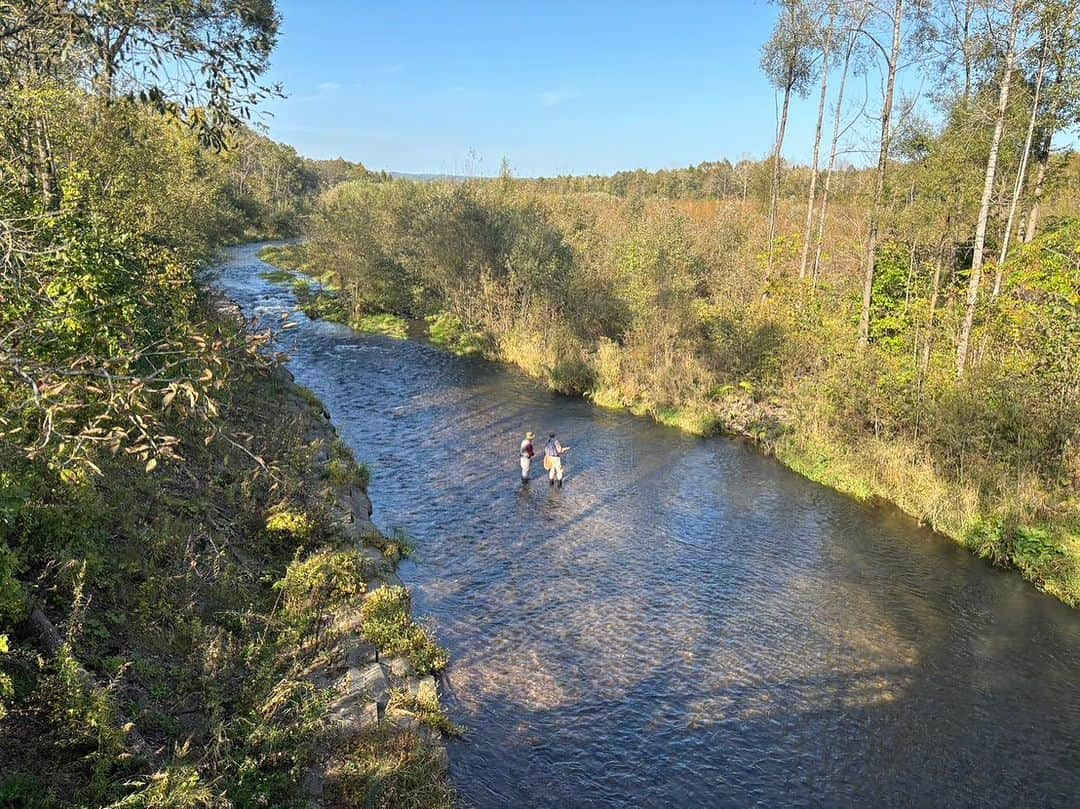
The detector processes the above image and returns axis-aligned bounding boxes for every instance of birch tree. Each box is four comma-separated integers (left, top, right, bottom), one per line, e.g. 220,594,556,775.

798,5,837,280
811,6,866,286
992,32,1049,295
858,0,905,346
761,0,818,275
1022,1,1080,242
956,0,1023,373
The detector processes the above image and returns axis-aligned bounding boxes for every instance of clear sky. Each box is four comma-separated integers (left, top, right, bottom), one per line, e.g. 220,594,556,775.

261,0,854,176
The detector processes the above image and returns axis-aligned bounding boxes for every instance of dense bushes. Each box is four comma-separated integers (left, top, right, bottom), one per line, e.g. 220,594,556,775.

282,175,1078,604
0,79,383,804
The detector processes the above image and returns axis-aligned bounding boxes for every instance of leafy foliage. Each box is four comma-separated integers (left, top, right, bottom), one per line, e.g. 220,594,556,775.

276,548,367,630
360,587,448,675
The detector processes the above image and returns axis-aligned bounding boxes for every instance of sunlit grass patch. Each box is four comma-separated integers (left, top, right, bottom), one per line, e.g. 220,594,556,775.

773,433,875,503
328,457,371,488
365,527,413,564
425,312,489,356
351,313,409,339
321,439,370,488
291,281,348,324
327,457,370,488
259,267,295,284
97,765,214,808
360,586,448,675
276,548,369,628
259,244,339,289
654,404,723,437
967,520,1078,606
265,506,316,541
258,244,307,272
386,687,463,738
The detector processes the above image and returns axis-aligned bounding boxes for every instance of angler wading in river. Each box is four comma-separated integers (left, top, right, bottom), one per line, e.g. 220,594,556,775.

543,432,570,487
519,431,536,484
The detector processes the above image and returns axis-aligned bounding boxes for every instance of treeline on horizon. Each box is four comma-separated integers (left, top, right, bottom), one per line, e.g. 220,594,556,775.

517,151,1079,214
281,0,1079,607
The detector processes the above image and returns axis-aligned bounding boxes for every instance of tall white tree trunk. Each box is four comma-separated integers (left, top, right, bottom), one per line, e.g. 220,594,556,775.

994,35,1049,295
1022,130,1051,243
921,239,948,373
858,0,904,347
957,0,1022,374
799,21,833,280
812,30,857,287
961,0,977,105
1022,12,1073,243
767,87,794,278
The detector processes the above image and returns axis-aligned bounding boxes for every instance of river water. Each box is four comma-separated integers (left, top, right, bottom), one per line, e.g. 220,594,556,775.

213,244,1079,808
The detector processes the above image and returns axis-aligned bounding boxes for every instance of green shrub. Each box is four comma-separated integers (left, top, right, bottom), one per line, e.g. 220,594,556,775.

38,644,128,796
366,527,413,564
0,775,45,807
264,507,315,541
0,634,13,721
276,549,368,626
355,462,372,488
360,587,448,674
0,540,24,626
297,287,348,323
104,766,215,808
324,441,370,488
968,519,1064,576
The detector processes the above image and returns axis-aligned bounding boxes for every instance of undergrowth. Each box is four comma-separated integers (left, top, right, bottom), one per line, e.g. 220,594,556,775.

325,730,454,809
0,307,450,805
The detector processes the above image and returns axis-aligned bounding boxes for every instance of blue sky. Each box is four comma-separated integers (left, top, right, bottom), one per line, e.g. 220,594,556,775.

259,1,878,176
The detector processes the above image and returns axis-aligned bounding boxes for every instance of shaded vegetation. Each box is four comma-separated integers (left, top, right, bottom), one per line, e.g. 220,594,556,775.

324,730,454,809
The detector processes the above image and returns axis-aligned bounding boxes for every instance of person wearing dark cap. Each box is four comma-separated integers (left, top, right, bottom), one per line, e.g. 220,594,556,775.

542,432,570,487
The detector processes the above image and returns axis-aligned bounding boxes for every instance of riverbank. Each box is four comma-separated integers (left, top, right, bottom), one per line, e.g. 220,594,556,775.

257,243,1078,608
0,291,454,807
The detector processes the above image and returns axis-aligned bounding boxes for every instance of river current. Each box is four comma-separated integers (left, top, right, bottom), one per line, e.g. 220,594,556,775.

213,244,1079,808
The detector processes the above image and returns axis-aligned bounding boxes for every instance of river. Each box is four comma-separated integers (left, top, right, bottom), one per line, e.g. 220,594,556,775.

212,244,1079,808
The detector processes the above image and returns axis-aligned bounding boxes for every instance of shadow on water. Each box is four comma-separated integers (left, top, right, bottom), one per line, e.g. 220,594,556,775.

213,244,1079,809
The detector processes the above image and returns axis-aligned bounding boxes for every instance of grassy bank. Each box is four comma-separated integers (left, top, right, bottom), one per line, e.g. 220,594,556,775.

593,361,1077,607
0,294,453,807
